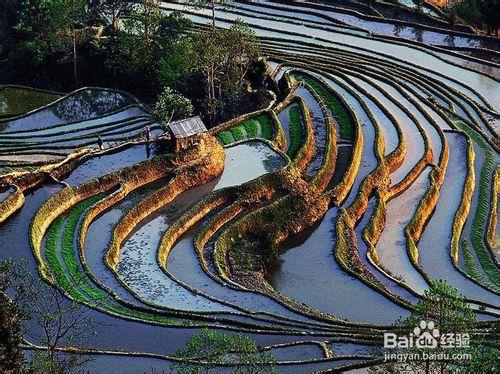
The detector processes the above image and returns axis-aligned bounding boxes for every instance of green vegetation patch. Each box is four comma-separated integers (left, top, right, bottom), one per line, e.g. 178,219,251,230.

293,73,354,141
105,304,180,325
286,104,304,159
217,114,273,146
44,195,182,325
217,131,235,145
258,115,274,140
462,240,490,287
45,196,109,302
243,118,261,137
61,195,108,301
454,119,500,286
44,216,89,301
229,125,248,141
171,328,275,372
240,115,273,140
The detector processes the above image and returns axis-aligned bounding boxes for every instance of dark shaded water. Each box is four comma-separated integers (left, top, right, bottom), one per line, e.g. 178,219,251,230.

269,209,410,324
3,89,136,132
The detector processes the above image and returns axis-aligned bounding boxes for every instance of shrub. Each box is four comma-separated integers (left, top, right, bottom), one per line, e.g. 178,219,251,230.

154,86,194,123
171,328,276,373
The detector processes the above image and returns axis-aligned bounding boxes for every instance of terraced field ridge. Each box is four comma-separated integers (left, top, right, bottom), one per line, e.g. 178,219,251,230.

1,1,499,372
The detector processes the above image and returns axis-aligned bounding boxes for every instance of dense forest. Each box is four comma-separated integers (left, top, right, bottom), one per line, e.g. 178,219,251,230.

0,0,270,126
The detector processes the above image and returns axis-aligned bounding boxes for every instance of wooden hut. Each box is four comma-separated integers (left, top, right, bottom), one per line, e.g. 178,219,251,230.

168,116,208,152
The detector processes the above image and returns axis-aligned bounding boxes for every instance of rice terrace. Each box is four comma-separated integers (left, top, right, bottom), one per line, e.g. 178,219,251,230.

0,0,499,373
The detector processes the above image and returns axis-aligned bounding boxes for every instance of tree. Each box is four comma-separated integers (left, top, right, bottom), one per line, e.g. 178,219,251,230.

0,260,25,373
464,326,499,374
157,11,194,92
402,280,475,373
154,86,194,122
102,7,194,98
170,328,276,374
8,0,90,83
99,0,134,33
190,27,224,125
374,280,498,373
157,10,193,43
445,0,499,36
123,0,164,45
1,260,96,373
187,0,226,29
222,22,260,99
157,42,193,92
0,0,22,53
190,21,260,125
477,0,500,36
103,0,164,94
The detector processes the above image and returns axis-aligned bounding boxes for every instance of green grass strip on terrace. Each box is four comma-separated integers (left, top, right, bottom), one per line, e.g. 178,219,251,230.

454,119,500,287
217,115,274,146
44,215,90,302
216,131,234,145
230,125,248,141
292,74,354,142
61,195,109,301
258,115,274,140
243,118,261,137
287,104,303,159
461,239,498,291
47,195,182,325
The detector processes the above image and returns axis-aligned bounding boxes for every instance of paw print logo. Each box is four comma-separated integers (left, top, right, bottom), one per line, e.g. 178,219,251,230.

414,320,439,349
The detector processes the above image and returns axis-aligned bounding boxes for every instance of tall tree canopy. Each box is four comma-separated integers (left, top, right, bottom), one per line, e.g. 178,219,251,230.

1,260,97,373
374,280,498,373
0,260,25,373
171,328,276,373
186,0,226,28
445,0,499,35
5,0,89,83
189,21,261,124
1,0,265,125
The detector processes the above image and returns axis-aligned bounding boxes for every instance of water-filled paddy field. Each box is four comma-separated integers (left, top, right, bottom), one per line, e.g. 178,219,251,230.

1,1,499,371
0,86,61,118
